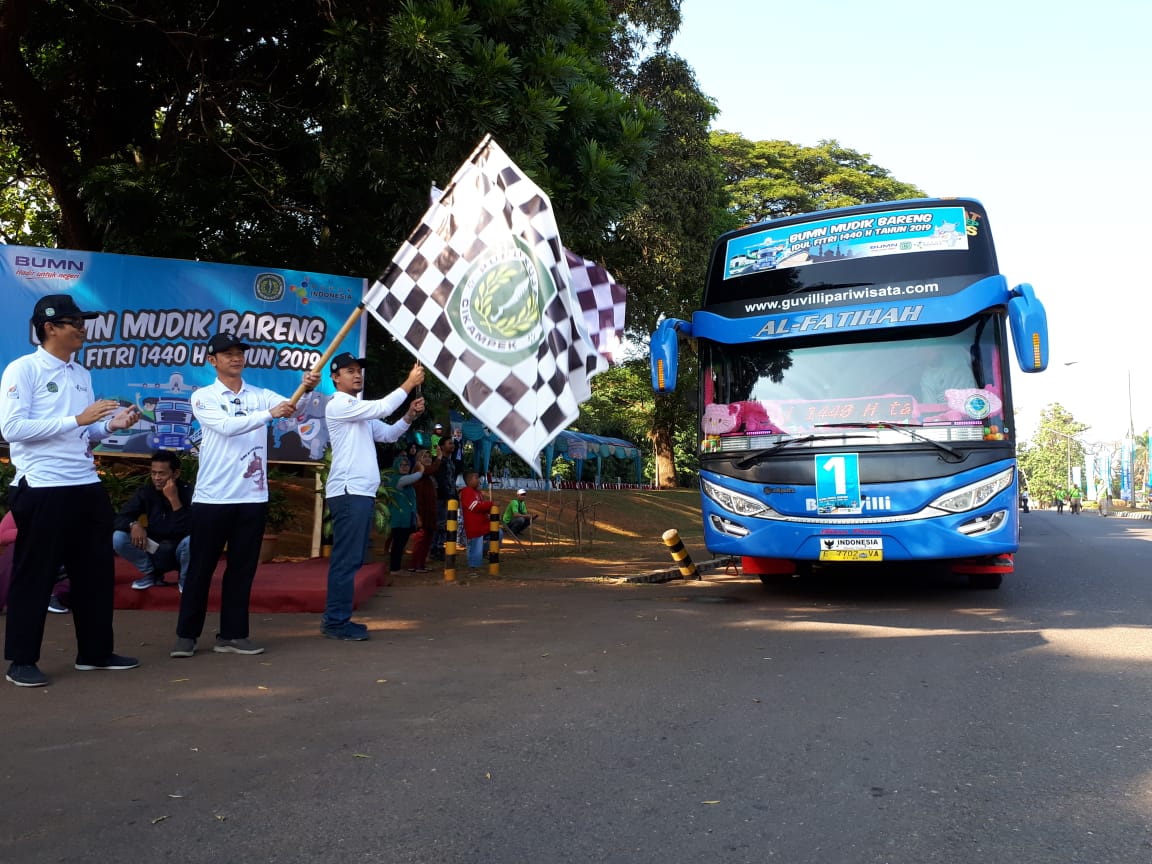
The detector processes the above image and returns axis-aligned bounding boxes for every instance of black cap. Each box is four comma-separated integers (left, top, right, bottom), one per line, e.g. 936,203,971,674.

207,333,250,355
330,352,368,373
32,294,99,325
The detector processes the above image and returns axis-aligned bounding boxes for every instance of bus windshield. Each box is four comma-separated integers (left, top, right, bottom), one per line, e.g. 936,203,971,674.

700,314,1009,453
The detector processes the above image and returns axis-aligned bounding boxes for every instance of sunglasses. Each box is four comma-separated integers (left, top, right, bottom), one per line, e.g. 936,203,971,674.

52,318,86,329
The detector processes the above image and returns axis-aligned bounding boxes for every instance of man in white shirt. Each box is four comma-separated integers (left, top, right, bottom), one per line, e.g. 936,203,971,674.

171,333,319,659
0,294,141,687
322,353,424,640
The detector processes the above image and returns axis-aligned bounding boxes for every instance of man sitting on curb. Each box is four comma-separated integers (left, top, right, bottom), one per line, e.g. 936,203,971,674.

113,450,193,592
501,488,538,537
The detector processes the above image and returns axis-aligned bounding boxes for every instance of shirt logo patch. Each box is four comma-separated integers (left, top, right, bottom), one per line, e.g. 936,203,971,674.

46,382,59,393
6,385,18,399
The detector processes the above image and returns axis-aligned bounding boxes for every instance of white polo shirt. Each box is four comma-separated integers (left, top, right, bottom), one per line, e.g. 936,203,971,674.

0,347,109,487
191,377,288,504
325,387,411,498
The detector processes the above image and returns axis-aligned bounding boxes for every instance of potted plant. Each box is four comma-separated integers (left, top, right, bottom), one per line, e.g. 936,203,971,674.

261,483,298,563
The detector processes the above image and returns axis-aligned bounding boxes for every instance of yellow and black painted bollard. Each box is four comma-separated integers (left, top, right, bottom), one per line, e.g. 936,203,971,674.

662,528,700,580
445,499,459,582
487,503,501,577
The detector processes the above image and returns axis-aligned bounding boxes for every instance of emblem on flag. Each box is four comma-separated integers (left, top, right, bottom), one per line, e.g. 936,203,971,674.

364,136,608,468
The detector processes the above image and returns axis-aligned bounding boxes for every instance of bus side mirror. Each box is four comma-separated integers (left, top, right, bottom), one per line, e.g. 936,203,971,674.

650,318,689,393
1007,283,1048,372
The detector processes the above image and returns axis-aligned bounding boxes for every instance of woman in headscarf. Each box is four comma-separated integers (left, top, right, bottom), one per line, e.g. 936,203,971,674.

386,454,423,575
408,449,438,573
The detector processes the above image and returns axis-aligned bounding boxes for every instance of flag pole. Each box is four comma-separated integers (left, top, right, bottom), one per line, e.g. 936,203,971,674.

288,133,496,405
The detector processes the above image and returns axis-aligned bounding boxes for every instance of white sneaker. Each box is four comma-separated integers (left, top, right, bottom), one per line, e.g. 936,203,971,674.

130,576,156,590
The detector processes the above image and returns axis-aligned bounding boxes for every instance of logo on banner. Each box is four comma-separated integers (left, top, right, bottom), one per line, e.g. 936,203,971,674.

254,273,286,302
448,237,554,363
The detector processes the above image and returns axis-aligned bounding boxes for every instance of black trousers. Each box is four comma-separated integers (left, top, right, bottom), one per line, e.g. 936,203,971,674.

4,479,115,665
177,501,267,641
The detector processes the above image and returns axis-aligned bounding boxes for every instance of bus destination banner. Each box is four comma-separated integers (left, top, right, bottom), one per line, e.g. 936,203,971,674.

723,205,972,280
0,245,367,463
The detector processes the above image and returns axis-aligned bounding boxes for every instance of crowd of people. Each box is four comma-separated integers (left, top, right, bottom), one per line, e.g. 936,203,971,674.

0,293,539,687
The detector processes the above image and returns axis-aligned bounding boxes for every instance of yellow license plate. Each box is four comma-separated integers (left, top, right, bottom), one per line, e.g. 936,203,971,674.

819,549,883,562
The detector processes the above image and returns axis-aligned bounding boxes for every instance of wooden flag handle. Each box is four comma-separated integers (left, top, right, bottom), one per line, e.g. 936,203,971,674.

288,303,366,404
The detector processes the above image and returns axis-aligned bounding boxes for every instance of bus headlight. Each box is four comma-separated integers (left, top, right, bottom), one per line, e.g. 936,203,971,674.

701,477,771,518
930,468,1015,514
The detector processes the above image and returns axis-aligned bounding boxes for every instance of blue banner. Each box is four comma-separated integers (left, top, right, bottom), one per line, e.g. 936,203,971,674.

723,205,970,280
0,245,367,463
1121,434,1134,502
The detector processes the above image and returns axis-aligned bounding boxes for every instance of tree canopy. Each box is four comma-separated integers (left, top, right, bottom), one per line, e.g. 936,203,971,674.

710,134,925,224
0,0,665,274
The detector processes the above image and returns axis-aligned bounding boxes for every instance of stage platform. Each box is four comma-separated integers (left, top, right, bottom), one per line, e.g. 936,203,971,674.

111,556,383,614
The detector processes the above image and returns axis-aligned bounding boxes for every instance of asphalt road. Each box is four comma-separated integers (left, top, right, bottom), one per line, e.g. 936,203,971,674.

2,508,1152,863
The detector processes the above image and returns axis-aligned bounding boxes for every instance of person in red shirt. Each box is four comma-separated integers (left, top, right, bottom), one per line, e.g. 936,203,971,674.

458,471,491,573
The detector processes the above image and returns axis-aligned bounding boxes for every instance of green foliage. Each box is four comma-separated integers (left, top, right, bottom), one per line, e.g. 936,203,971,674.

710,134,927,225
0,137,57,246
0,458,16,513
95,459,149,510
0,0,663,270
374,468,401,534
1017,404,1089,505
264,485,299,534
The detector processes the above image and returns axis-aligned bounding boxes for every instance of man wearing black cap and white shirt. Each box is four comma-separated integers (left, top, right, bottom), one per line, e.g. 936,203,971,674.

322,353,424,640
170,333,319,659
0,294,141,687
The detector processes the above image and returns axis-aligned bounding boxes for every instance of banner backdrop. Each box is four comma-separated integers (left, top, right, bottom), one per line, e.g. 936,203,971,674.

0,245,367,462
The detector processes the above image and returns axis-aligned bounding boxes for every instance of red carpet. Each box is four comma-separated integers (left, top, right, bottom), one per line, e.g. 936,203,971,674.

112,557,383,614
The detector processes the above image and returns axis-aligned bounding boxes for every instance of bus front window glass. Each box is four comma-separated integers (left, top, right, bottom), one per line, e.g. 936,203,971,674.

699,316,1007,451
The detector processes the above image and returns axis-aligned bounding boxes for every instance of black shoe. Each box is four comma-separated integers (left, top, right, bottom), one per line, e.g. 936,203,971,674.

74,653,140,671
170,637,197,658
322,623,370,641
213,637,264,655
6,662,48,687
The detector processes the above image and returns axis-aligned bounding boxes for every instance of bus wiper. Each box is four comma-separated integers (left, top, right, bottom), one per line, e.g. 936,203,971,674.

734,433,873,468
815,422,964,462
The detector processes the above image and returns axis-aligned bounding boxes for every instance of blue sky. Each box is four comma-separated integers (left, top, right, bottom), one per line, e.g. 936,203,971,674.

670,0,1152,442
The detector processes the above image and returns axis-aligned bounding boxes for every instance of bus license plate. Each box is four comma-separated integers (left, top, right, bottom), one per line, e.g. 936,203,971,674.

819,538,883,562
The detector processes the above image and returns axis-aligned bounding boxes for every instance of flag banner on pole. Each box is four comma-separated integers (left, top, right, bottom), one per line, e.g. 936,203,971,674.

364,137,608,468
564,249,626,363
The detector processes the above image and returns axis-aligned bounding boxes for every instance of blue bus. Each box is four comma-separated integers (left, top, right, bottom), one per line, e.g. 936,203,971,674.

650,198,1048,588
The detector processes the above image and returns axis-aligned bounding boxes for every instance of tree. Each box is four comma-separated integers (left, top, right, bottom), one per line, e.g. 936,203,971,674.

0,133,55,246
593,52,727,486
710,134,925,224
0,0,663,273
1017,403,1089,506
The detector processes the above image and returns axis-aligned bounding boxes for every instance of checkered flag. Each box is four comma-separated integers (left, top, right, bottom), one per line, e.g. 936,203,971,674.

364,137,608,468
564,249,626,364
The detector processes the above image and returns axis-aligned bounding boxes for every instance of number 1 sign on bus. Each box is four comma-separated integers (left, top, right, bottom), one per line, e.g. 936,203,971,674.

650,198,1048,589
